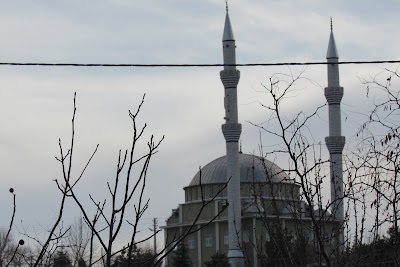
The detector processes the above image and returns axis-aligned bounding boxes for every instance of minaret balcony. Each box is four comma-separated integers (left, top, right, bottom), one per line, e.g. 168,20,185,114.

222,123,242,142
325,136,345,154
220,70,240,88
324,86,344,104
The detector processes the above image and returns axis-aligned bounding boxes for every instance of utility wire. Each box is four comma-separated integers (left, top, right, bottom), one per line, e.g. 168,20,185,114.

0,60,399,68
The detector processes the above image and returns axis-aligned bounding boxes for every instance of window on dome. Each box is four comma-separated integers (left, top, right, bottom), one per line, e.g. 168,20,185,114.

249,184,255,197
221,187,227,197
263,185,271,197
200,185,207,199
214,185,220,197
208,186,213,199
217,185,224,197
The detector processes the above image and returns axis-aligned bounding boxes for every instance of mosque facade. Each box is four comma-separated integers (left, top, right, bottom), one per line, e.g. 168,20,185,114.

163,7,344,267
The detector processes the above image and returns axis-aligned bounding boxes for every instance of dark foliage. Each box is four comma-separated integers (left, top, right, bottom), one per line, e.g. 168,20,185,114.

344,226,400,266
76,257,87,267
111,245,159,267
204,251,230,267
262,225,312,267
171,243,192,267
52,250,72,267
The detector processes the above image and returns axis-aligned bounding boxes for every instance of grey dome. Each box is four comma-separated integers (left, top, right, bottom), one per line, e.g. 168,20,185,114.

188,153,290,186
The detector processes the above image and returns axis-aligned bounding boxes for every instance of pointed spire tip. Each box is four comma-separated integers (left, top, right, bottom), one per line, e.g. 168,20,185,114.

326,18,339,59
222,2,235,41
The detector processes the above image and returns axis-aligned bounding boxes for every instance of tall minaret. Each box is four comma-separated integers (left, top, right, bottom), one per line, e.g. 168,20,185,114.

324,19,345,246
220,4,244,267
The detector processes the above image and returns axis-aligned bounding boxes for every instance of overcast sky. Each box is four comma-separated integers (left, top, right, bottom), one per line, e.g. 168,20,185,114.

1,0,399,249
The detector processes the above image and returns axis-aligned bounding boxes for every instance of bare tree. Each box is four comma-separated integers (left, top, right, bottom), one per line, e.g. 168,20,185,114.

0,189,26,267
345,67,400,265
0,230,16,267
2,92,228,267
46,93,164,267
249,70,347,267
65,217,91,267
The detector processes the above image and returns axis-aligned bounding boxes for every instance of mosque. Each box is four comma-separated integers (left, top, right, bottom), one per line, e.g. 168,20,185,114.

163,6,344,267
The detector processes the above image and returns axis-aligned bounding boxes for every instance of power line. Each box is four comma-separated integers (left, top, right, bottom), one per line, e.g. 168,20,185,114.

0,60,399,68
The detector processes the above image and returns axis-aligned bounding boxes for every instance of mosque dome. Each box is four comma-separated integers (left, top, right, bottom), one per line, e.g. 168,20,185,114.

188,153,290,186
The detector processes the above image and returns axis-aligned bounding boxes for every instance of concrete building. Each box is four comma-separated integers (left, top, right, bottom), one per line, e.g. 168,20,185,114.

163,153,340,267
163,9,344,267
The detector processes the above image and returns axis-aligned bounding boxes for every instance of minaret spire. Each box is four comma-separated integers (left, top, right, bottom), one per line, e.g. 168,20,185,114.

220,5,244,267
324,18,345,251
326,18,339,59
223,3,235,42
